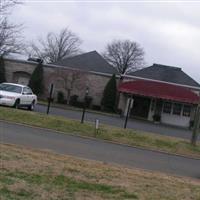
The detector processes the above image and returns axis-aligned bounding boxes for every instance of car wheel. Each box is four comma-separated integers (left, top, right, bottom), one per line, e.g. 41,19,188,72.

28,101,35,111
13,99,20,109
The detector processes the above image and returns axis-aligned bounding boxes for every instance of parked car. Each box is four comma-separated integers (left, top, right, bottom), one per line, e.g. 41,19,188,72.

0,82,37,110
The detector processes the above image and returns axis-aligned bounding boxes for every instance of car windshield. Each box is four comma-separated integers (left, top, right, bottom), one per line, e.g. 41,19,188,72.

0,83,22,94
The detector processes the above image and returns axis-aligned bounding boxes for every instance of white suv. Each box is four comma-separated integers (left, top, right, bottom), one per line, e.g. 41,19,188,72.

0,83,37,110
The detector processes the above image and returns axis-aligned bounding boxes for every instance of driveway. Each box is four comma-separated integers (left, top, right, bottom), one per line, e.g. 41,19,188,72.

0,121,200,179
35,104,195,140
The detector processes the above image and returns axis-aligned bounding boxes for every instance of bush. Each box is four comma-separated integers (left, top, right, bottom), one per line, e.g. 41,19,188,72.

92,105,101,111
189,120,194,129
28,62,44,95
75,101,85,108
69,95,92,108
57,91,65,104
69,95,78,106
62,99,68,104
153,114,161,122
101,74,117,112
189,120,200,130
85,96,93,108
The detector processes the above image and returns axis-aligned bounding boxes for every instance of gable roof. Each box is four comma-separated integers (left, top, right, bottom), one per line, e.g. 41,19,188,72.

53,51,117,75
129,63,200,88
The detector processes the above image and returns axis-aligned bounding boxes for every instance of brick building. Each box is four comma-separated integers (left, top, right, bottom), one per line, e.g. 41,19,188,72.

4,51,117,107
3,52,200,128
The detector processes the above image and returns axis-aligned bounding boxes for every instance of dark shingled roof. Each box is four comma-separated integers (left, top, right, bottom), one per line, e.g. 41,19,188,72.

130,63,200,88
53,51,117,75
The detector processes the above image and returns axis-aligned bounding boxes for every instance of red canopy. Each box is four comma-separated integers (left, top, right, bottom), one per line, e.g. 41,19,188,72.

118,80,200,104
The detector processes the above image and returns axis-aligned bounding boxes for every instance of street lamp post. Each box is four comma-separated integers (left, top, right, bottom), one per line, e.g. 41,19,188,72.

46,83,54,115
81,87,89,123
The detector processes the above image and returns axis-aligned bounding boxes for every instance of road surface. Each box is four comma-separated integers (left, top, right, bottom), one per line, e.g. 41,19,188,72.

0,121,200,179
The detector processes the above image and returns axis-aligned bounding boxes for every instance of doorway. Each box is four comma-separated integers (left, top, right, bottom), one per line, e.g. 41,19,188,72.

130,96,151,119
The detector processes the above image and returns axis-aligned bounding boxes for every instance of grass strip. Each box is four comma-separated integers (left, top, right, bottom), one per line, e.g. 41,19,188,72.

0,106,199,158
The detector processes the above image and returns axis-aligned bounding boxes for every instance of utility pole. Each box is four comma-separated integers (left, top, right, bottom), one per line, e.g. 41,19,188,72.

191,105,200,146
124,97,134,129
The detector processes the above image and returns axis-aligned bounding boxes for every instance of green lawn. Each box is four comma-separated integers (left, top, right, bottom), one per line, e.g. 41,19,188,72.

0,106,199,158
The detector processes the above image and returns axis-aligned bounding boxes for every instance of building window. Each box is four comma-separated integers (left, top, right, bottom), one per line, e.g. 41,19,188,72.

163,102,172,114
173,103,182,115
182,105,191,117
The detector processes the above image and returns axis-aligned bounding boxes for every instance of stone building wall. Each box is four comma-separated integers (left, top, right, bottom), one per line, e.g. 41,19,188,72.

4,59,36,84
4,58,112,106
87,73,110,105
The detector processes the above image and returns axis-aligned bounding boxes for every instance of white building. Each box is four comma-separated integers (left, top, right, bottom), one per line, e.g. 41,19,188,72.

118,64,200,128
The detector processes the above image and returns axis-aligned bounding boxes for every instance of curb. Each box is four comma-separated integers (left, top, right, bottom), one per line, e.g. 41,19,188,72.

1,119,200,161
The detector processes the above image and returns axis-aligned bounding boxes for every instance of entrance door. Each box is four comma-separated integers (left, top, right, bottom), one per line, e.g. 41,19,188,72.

130,96,151,119
155,99,163,115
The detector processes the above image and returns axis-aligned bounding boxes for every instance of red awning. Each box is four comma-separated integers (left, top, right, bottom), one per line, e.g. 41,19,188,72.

118,80,200,104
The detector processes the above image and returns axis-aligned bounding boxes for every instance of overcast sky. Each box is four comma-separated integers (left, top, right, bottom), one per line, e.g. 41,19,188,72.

11,1,200,83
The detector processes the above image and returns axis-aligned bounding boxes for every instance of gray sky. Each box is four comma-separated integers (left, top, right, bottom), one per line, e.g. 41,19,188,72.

11,1,200,83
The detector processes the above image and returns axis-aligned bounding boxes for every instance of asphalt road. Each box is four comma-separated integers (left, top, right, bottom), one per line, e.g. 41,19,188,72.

0,121,200,179
35,104,196,140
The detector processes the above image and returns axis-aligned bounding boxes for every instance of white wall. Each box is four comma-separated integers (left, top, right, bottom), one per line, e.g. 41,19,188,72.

118,93,127,115
160,102,192,128
161,113,190,127
148,98,192,127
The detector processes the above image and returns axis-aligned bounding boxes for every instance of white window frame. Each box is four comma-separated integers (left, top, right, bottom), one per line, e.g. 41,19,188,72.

162,101,172,114
172,103,183,116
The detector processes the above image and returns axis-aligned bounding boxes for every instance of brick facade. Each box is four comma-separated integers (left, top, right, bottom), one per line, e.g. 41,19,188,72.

4,58,112,106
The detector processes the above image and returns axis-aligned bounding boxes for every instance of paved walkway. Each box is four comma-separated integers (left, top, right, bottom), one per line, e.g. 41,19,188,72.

1,121,200,179
35,104,196,140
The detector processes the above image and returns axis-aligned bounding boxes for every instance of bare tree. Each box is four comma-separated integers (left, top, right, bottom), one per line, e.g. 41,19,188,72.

0,0,20,14
55,68,87,104
103,40,145,76
29,28,82,63
0,0,24,56
0,18,24,56
63,70,83,105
